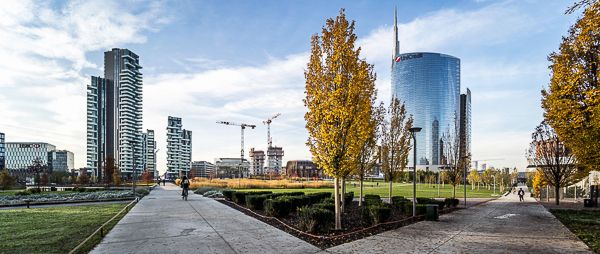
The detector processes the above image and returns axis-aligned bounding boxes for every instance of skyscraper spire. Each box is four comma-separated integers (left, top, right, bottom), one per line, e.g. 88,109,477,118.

394,6,399,57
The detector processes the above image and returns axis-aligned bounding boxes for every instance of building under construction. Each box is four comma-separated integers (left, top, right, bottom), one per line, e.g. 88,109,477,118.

267,146,284,175
249,148,265,175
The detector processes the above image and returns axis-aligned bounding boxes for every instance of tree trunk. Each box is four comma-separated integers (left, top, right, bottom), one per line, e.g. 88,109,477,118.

334,177,341,230
555,184,560,206
453,184,456,199
389,179,393,202
341,177,346,213
359,173,363,207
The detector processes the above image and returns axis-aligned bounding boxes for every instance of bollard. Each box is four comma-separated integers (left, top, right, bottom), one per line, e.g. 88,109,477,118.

25,200,30,209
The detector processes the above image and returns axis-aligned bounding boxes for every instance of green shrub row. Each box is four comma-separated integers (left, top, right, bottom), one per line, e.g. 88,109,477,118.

297,206,334,233
444,198,460,207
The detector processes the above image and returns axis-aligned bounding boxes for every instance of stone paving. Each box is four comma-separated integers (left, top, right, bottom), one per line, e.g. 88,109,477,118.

91,184,593,254
90,183,320,254
323,185,593,254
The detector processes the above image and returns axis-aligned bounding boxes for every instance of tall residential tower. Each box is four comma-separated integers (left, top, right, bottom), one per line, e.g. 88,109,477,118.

166,116,192,178
87,48,144,180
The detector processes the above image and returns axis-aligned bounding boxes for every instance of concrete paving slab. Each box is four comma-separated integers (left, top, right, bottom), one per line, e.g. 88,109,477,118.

326,184,593,254
90,184,320,254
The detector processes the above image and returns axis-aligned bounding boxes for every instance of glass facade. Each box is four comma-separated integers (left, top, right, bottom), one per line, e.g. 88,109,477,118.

392,52,460,168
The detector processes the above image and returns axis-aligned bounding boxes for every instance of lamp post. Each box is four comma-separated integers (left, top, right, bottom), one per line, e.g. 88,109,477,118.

492,174,496,195
410,127,422,217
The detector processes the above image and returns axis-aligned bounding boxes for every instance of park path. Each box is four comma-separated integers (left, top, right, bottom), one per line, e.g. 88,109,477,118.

90,183,320,254
323,184,593,254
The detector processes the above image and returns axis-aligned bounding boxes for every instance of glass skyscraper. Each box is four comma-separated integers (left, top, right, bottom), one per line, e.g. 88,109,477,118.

391,11,461,169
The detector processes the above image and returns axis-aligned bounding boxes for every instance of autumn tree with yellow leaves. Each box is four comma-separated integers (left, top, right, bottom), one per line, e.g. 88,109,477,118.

304,9,378,230
380,98,413,201
542,1,600,172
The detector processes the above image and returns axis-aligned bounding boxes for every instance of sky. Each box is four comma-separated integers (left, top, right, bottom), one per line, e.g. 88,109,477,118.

0,0,582,174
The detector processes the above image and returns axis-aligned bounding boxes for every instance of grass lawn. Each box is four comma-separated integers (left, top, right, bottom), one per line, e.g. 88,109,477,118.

551,209,600,253
0,203,129,254
240,182,498,198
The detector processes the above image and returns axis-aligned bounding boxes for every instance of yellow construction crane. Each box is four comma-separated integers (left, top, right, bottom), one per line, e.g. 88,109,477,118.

263,113,281,148
216,121,256,178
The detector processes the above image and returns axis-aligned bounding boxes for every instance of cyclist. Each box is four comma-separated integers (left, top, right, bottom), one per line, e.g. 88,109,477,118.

181,175,190,200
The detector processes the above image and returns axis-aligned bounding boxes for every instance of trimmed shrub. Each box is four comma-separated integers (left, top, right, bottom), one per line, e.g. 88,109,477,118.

369,204,391,224
344,192,354,206
391,196,409,207
29,188,42,194
444,198,459,208
313,202,335,212
360,206,373,225
264,198,291,217
364,194,382,206
280,195,311,211
222,190,235,200
297,206,334,233
233,192,248,205
416,204,427,215
416,197,434,204
15,190,31,196
306,192,331,204
246,194,269,210
194,187,221,195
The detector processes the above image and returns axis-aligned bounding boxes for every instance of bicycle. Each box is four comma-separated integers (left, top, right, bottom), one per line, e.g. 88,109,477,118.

182,188,188,201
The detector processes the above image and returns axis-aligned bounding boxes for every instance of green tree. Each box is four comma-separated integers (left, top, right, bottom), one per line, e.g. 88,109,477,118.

304,9,377,230
542,1,600,172
381,98,413,201
467,169,481,190
354,103,384,207
441,129,465,198
0,170,16,190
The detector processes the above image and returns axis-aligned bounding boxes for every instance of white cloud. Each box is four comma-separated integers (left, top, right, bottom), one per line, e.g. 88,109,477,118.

0,0,169,168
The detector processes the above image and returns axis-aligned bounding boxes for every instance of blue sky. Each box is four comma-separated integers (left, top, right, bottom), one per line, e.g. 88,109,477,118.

0,0,581,173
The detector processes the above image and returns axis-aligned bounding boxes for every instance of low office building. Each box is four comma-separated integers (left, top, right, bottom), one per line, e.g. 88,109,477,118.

6,142,56,170
285,160,324,178
191,161,215,178
48,150,74,172
215,158,250,178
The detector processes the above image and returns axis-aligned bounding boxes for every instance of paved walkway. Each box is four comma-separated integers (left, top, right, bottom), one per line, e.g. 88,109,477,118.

323,185,592,254
90,184,320,254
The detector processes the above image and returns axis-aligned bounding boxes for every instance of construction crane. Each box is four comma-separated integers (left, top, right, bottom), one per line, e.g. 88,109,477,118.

216,121,256,179
263,113,281,148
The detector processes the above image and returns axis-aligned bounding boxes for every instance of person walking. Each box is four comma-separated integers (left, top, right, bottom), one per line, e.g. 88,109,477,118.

518,188,525,202
181,176,190,200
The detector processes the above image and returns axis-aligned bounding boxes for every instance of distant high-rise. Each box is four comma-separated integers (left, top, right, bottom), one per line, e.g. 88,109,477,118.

87,48,144,180
191,161,214,178
459,89,472,160
145,130,157,176
166,116,192,178
267,146,284,175
391,10,461,170
6,142,56,169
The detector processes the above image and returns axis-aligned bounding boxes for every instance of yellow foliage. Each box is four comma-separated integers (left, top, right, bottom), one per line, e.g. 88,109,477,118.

175,179,181,186
188,178,333,189
532,170,546,198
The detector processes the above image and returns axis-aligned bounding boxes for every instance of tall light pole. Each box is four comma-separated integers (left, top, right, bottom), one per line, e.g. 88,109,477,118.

410,127,422,217
492,174,496,195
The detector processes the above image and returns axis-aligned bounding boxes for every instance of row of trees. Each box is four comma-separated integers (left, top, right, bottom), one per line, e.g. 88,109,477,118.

529,1,599,205
303,9,470,229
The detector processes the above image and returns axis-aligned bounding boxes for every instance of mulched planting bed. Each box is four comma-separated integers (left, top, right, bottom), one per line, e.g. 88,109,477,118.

218,199,460,249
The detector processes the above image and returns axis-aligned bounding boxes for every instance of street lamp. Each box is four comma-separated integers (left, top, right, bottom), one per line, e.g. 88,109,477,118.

492,174,496,195
410,127,422,217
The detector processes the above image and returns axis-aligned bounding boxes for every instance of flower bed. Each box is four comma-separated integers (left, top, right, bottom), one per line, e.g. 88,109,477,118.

0,191,135,206
210,190,460,248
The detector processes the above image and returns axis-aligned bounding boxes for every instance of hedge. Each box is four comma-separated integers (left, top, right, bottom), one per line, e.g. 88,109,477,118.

344,191,354,206
313,202,335,212
264,198,291,217
444,198,459,207
246,194,269,210
364,194,382,206
369,204,391,224
297,206,334,233
306,192,331,204
233,192,248,205
222,190,235,200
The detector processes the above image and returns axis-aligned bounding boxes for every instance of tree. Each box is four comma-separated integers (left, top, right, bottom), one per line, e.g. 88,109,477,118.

467,170,481,190
481,168,494,190
354,103,384,207
380,98,413,202
542,1,600,173
28,158,48,190
113,167,122,186
0,170,15,190
78,168,90,185
526,121,583,205
441,129,465,198
141,170,153,184
304,9,377,230
104,157,117,185
532,169,547,198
